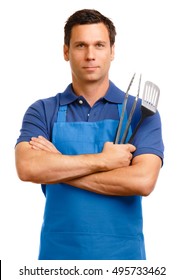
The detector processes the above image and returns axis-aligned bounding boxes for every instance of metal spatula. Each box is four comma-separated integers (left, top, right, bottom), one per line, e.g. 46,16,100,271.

128,81,160,143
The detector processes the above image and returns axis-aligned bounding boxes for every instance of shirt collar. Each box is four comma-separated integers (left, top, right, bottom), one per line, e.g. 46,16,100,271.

59,81,125,106
104,81,125,103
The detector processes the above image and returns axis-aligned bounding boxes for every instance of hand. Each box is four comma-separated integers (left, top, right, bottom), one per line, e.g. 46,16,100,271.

29,136,61,154
101,142,136,170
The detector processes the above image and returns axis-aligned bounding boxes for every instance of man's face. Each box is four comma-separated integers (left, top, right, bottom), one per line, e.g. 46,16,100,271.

64,23,115,84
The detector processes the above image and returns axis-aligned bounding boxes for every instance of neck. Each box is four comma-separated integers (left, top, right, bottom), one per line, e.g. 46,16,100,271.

72,79,110,107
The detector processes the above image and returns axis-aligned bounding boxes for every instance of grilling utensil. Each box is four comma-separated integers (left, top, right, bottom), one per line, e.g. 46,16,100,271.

120,74,142,144
114,73,136,144
128,80,160,143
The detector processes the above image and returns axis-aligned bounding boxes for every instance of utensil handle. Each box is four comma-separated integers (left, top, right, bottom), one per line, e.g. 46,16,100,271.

128,105,156,143
114,98,128,144
120,98,139,144
128,116,144,143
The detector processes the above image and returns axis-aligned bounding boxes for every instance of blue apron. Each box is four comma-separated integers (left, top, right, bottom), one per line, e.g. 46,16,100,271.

38,104,146,260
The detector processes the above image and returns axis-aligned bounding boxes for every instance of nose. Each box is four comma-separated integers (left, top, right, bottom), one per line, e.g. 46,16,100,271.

85,46,95,61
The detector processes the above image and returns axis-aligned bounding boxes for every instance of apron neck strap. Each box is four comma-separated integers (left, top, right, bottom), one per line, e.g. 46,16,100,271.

57,105,68,122
117,103,122,117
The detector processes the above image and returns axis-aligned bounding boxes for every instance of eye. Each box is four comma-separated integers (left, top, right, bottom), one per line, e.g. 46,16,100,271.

76,43,85,48
96,42,105,48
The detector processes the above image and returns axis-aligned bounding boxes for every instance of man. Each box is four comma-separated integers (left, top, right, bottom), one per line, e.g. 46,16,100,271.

15,9,164,260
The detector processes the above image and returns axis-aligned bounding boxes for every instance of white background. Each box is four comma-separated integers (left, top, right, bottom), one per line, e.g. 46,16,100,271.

0,0,182,278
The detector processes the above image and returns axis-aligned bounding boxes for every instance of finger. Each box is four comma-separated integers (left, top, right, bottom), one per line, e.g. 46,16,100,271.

30,144,42,151
38,136,58,150
31,136,52,149
38,135,51,143
29,140,50,152
126,143,136,152
30,136,61,154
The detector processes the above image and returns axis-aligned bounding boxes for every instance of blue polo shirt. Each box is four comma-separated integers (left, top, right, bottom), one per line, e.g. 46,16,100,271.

16,81,164,160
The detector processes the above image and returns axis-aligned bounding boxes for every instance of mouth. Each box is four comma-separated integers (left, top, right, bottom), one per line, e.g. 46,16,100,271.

82,66,99,71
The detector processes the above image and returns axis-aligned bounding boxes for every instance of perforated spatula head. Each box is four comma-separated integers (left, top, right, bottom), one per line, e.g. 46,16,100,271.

142,81,160,114
128,80,160,143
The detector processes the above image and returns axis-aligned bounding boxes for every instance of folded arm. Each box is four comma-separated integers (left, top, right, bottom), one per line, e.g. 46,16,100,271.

15,136,161,197
65,154,161,196
15,136,135,184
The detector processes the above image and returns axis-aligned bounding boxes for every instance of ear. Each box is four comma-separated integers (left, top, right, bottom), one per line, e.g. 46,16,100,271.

63,44,69,61
110,45,115,61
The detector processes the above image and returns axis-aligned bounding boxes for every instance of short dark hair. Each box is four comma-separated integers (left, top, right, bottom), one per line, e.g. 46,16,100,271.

64,9,116,47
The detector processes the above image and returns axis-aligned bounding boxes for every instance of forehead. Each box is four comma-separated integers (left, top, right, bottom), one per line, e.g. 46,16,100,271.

70,23,110,43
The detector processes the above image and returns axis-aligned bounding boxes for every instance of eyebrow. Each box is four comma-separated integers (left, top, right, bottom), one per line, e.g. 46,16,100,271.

73,40,107,46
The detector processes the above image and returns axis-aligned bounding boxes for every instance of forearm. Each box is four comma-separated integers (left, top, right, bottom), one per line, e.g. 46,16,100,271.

65,167,142,196
65,154,162,197
15,142,107,184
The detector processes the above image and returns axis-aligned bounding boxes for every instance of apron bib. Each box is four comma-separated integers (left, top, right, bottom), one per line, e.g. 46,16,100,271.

38,104,146,260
